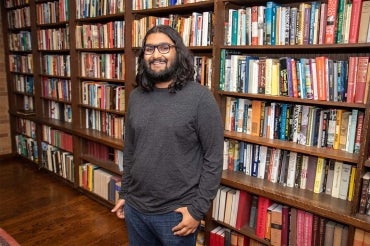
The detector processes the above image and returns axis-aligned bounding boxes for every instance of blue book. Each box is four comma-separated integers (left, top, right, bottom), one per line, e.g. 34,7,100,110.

265,2,276,45
279,103,288,140
251,145,260,177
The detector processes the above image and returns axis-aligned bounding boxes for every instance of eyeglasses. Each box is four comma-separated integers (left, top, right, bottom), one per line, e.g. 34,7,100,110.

143,43,176,55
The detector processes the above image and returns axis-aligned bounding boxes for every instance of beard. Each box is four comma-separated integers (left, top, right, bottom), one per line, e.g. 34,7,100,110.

143,57,178,84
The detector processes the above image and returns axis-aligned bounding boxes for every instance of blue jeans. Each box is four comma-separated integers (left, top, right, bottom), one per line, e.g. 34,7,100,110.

124,203,199,246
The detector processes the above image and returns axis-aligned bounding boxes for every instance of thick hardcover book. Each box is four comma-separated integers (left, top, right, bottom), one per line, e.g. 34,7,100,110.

270,204,283,246
235,190,252,229
348,0,363,43
255,196,272,238
354,57,369,103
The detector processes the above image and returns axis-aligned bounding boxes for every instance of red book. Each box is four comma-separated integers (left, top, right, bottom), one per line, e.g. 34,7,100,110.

303,212,313,246
255,196,272,238
346,57,359,103
281,205,290,246
349,0,364,43
296,209,305,245
235,190,252,230
325,0,339,44
354,57,369,103
315,56,327,101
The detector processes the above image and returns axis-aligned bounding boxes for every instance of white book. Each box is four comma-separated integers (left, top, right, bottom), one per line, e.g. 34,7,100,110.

217,186,231,221
257,146,268,179
270,149,281,183
346,109,358,153
201,11,210,46
244,144,253,175
229,189,240,227
331,161,343,198
338,163,352,200
286,151,298,187
300,155,309,189
257,6,266,45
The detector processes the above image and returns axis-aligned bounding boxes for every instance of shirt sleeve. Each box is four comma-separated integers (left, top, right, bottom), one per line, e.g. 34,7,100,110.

187,89,224,221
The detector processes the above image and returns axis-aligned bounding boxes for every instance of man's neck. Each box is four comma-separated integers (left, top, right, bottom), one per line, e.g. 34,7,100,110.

155,81,172,88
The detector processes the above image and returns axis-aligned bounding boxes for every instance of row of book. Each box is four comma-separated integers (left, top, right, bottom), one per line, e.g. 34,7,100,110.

4,0,29,8
225,0,369,46
42,125,73,153
85,108,124,139
8,31,31,51
209,226,254,246
76,0,124,19
47,101,72,123
194,56,212,89
79,163,122,203
359,172,370,216
132,11,214,47
354,228,370,246
14,75,34,94
37,27,70,50
213,186,350,246
7,6,31,29
224,140,356,200
220,51,370,104
83,139,123,169
81,81,125,111
75,21,125,49
225,98,363,154
36,0,69,24
42,77,72,102
41,54,70,77
132,0,210,10
41,142,74,182
15,134,38,162
16,118,36,138
80,52,125,80
9,54,33,73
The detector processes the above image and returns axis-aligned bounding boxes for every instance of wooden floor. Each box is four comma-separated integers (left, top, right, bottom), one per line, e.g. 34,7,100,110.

0,157,129,246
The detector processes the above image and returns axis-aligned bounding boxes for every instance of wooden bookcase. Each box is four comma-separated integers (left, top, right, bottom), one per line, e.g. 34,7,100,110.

1,0,370,245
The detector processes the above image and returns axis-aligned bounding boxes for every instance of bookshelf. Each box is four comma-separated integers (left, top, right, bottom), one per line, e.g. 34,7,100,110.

1,0,370,245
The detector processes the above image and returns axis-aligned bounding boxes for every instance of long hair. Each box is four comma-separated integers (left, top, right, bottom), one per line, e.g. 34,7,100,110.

135,25,195,93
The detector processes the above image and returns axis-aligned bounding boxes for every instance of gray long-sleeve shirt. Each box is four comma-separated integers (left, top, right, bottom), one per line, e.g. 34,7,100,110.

120,81,224,221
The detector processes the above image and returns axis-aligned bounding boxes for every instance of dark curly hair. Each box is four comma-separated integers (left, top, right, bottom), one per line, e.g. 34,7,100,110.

135,25,195,93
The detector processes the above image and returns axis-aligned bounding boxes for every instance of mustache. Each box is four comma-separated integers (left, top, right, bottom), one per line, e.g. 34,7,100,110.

149,58,168,64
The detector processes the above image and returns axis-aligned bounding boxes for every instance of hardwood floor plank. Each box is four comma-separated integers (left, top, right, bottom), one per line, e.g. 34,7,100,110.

0,157,128,246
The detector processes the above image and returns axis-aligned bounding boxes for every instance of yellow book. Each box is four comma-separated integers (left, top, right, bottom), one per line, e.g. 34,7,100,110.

347,166,356,201
314,157,326,193
333,109,343,149
271,59,280,96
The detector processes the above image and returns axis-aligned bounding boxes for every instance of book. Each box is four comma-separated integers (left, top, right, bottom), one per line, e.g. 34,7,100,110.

359,172,370,214
314,157,326,193
281,205,289,246
231,190,250,230
349,0,364,43
333,223,344,246
249,195,259,229
325,0,339,44
338,163,352,200
255,196,271,238
325,160,336,195
358,1,370,43
354,57,369,103
324,220,336,246
331,161,343,198
265,203,279,241
353,228,365,246
270,204,283,246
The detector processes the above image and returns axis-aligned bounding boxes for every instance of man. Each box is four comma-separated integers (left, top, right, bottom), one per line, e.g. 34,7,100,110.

112,25,224,246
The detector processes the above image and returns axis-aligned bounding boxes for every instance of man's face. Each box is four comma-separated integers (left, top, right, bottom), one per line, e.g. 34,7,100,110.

143,32,177,84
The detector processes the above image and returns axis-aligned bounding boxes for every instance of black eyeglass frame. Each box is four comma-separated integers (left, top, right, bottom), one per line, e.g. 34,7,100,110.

143,43,176,55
